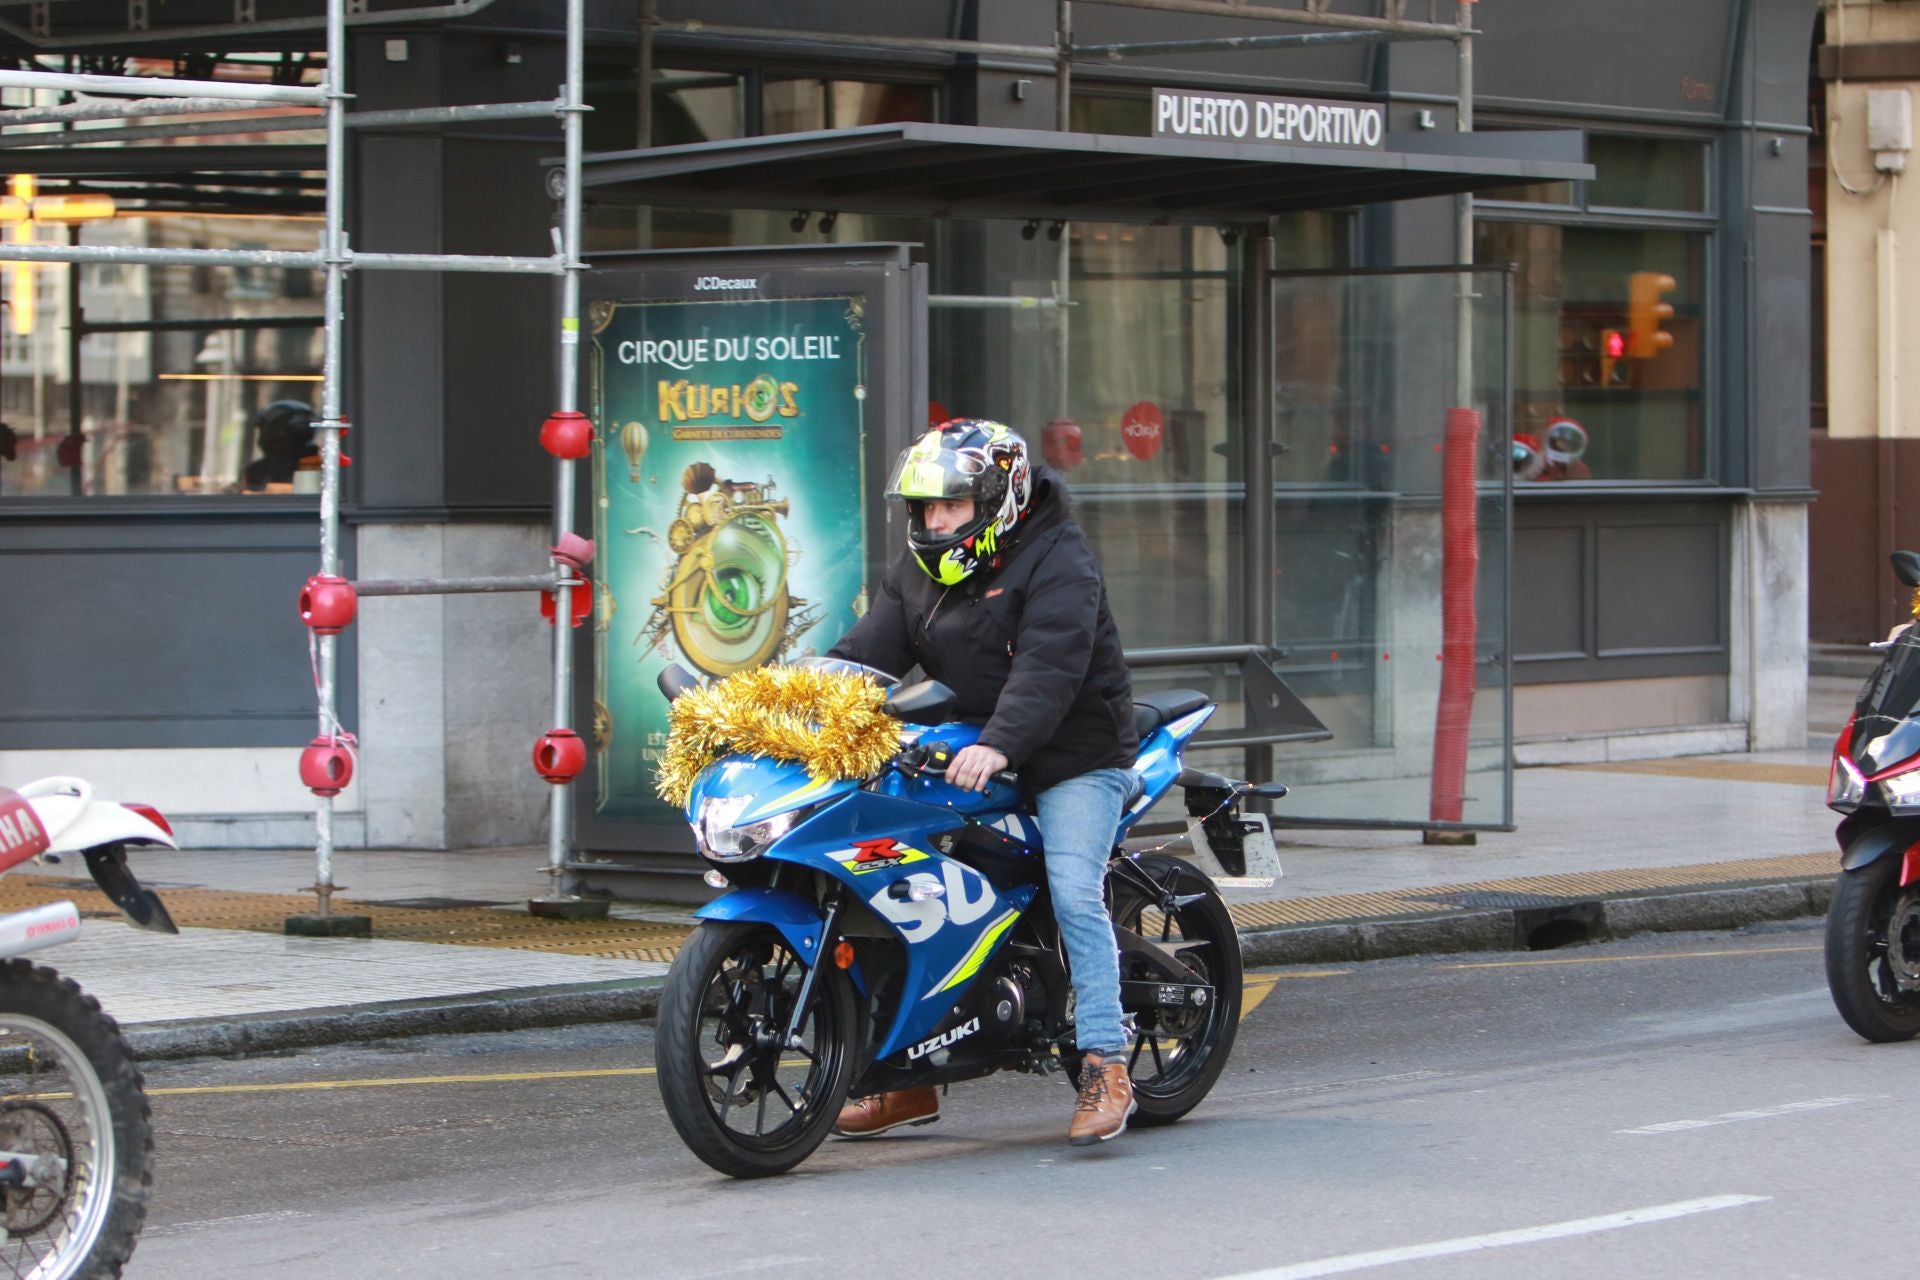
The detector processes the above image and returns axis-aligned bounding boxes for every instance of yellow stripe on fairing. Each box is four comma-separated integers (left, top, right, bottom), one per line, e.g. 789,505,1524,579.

931,908,1021,995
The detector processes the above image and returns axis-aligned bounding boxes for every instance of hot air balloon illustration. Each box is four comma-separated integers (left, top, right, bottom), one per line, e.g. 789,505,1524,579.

620,420,649,483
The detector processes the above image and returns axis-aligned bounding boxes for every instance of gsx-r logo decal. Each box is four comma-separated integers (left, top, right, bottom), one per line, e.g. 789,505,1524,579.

831,837,931,876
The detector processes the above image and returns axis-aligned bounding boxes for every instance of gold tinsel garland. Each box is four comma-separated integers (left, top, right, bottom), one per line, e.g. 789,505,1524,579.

653,665,904,809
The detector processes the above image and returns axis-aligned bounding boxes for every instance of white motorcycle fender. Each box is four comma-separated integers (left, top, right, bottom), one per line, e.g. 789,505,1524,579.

42,803,176,856
14,778,175,856
0,902,82,959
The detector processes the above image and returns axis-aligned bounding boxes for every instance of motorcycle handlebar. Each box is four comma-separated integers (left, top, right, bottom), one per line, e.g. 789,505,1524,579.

889,746,1018,789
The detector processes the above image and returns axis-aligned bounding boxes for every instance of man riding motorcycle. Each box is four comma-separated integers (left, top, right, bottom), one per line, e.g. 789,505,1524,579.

825,419,1142,1146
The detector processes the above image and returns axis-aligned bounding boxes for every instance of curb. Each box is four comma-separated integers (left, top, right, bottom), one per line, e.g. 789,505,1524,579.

123,878,1836,1062
126,977,664,1062
1239,877,1834,968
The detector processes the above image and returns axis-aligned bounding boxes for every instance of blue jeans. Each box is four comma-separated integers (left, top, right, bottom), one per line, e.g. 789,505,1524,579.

1034,767,1132,1056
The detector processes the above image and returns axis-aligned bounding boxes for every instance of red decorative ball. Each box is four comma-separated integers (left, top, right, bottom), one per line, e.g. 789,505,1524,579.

533,729,587,784
299,574,357,635
299,738,355,797
539,410,592,460
540,577,593,629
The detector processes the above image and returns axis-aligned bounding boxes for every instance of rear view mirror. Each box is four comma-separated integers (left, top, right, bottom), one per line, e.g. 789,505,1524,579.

657,663,700,703
1895,551,1920,589
884,679,957,724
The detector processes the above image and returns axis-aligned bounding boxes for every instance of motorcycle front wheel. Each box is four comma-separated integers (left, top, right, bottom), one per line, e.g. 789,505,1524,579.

0,959,153,1280
1107,854,1243,1126
1825,852,1920,1043
655,921,857,1179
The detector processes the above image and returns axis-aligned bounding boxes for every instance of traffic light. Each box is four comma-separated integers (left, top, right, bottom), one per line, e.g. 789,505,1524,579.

1627,271,1676,360
1600,328,1626,387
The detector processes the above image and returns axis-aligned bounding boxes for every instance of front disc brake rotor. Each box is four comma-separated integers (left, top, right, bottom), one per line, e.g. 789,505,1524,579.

1885,889,1920,991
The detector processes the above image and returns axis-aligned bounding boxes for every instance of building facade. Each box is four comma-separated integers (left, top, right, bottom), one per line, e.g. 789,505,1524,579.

0,1,1816,855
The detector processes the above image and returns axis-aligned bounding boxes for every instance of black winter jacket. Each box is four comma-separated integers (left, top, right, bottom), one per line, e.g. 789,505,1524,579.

827,470,1136,794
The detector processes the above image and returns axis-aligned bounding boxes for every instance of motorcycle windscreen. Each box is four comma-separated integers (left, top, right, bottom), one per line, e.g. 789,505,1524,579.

1852,629,1920,776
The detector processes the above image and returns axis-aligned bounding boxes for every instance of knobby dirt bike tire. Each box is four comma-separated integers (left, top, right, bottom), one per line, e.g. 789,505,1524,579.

0,958,154,1280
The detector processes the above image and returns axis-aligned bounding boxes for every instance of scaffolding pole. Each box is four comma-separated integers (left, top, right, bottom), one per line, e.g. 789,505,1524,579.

310,0,349,921
0,68,324,104
533,0,590,914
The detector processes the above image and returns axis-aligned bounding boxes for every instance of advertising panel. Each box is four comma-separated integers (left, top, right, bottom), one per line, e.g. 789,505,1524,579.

578,248,918,843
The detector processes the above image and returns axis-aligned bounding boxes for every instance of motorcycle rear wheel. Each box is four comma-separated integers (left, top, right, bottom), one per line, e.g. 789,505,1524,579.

1107,854,1243,1126
655,921,857,1179
1826,854,1920,1043
0,959,153,1280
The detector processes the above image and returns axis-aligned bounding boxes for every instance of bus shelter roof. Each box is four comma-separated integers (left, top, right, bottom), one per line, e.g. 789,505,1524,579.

576,121,1591,227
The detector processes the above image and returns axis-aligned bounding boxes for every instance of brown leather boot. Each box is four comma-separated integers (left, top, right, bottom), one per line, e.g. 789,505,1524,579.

833,1087,940,1138
1068,1050,1137,1146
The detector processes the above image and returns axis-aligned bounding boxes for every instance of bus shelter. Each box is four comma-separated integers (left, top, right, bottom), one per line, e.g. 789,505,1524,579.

563,117,1589,898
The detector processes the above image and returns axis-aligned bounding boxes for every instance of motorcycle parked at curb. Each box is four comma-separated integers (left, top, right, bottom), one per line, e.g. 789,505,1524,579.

652,659,1286,1178
0,777,178,1279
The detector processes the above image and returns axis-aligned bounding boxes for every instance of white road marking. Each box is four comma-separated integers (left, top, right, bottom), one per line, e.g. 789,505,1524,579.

1618,1096,1861,1135
145,1210,315,1238
1209,1195,1769,1280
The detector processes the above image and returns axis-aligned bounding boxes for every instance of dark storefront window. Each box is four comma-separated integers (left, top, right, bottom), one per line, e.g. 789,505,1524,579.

1476,134,1711,484
1587,135,1708,212
762,79,935,133
0,212,323,499
924,214,1342,657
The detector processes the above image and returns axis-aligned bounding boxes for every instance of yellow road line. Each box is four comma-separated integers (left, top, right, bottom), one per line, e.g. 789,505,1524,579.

147,1067,659,1097
157,974,1320,1096
1443,944,1821,971
1238,970,1350,1021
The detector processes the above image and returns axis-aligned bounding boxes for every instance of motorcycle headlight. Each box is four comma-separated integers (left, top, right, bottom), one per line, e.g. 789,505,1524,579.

1880,768,1920,811
693,796,813,862
1829,754,1866,812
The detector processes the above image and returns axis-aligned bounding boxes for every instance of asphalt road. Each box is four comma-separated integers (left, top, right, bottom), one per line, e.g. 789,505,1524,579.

130,920,1898,1280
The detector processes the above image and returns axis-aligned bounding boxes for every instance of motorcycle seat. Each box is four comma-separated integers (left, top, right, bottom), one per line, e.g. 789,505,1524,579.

1132,689,1210,740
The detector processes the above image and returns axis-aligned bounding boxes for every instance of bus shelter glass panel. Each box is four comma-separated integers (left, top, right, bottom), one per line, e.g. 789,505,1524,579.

1268,268,1513,829
924,220,1248,684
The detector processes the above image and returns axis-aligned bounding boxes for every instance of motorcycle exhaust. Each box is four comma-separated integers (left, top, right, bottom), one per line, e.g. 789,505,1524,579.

0,902,81,957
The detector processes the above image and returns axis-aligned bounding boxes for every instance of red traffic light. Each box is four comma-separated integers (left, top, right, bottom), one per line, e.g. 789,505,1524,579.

1603,329,1626,359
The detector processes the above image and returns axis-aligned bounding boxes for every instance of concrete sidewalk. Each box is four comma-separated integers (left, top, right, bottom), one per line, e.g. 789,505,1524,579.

6,731,1846,1062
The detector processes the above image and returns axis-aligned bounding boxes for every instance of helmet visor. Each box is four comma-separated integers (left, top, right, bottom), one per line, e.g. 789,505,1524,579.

1544,421,1586,459
884,435,991,501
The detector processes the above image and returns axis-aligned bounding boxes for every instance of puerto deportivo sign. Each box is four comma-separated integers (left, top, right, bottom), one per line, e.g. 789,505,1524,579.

1152,87,1385,151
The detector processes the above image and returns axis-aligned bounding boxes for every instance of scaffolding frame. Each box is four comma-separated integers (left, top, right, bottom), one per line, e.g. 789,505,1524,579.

0,0,1480,914
0,0,591,920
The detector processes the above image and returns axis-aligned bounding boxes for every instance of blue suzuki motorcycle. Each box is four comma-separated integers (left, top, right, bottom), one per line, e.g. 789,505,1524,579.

653,659,1283,1178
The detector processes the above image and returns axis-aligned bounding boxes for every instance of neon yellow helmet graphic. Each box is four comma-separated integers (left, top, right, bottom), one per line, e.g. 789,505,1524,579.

883,420,1033,585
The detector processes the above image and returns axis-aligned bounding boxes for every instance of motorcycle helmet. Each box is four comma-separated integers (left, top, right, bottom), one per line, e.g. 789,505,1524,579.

1543,417,1588,466
884,419,1033,585
1510,432,1545,482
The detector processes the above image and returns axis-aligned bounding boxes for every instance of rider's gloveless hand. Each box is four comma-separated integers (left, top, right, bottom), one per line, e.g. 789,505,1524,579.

947,744,1008,792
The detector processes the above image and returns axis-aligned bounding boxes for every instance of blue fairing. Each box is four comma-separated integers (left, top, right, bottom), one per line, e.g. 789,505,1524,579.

694,887,826,967
685,753,859,825
751,786,1036,1059
1120,703,1217,833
